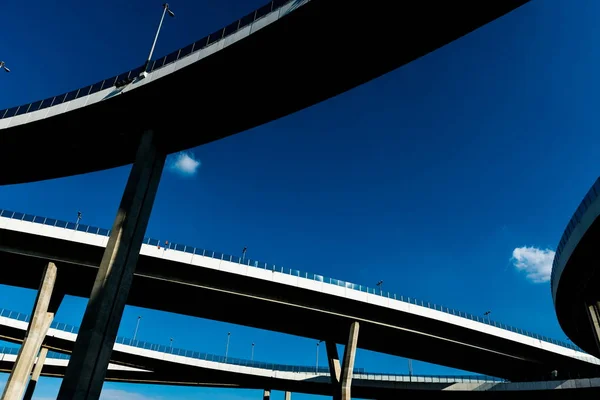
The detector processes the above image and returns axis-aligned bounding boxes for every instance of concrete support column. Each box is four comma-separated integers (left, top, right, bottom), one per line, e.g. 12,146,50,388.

586,302,600,354
340,321,360,400
58,130,165,400
262,389,271,400
22,347,49,400
284,391,291,400
325,341,341,386
1,262,57,400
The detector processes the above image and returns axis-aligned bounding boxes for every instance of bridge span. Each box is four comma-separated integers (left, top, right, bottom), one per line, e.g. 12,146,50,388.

0,209,597,382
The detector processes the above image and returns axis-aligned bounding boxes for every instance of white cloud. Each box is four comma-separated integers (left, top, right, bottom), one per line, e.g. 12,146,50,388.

511,246,555,283
168,151,201,176
100,389,163,400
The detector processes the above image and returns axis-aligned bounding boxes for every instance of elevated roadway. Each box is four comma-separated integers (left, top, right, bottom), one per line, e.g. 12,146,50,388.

0,210,598,382
551,178,600,356
0,0,530,185
0,320,598,399
0,311,518,399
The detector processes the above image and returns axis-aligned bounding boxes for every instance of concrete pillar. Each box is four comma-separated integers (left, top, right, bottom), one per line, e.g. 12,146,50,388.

340,321,359,400
587,302,600,354
263,389,271,400
325,341,341,386
58,130,165,400
1,262,57,400
22,347,49,400
284,391,291,400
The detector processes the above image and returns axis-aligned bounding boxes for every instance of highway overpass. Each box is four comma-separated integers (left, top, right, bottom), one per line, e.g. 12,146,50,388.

0,311,522,399
0,319,598,399
0,209,597,382
0,0,530,185
551,177,600,357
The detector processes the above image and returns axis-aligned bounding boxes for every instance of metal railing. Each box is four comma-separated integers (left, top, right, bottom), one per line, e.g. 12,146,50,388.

0,308,506,381
551,177,600,292
0,208,591,357
0,0,300,120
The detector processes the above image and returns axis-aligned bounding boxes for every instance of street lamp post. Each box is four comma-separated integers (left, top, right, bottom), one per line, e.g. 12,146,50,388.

376,280,384,294
484,310,491,324
140,3,175,78
0,61,10,73
225,332,231,361
76,211,82,227
170,337,173,350
251,342,254,361
133,316,142,342
316,340,323,373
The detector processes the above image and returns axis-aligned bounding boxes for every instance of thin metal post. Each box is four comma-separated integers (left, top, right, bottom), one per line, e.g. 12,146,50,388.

133,316,141,341
225,332,231,362
142,4,175,74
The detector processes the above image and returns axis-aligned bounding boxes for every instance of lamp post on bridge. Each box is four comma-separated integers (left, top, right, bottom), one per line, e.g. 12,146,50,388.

133,316,142,342
0,61,10,73
225,332,231,362
376,280,384,294
484,310,491,324
316,340,323,373
251,342,254,361
140,3,175,79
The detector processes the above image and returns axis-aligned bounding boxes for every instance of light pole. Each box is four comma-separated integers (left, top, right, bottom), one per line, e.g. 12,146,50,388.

76,211,82,227
0,61,10,73
316,340,323,373
484,310,491,324
242,247,247,263
251,342,254,361
408,359,413,377
140,3,175,78
225,332,231,361
376,280,384,294
133,316,142,342
169,337,173,350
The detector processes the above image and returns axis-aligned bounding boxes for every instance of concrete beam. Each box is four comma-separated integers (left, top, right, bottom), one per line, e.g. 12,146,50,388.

263,389,271,400
58,130,165,400
341,321,359,400
1,262,57,400
22,347,48,400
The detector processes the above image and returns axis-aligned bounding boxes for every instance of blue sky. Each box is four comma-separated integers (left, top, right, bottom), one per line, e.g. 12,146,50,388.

0,0,599,398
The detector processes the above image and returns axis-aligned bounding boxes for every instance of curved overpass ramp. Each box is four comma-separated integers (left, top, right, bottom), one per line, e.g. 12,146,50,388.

551,178,600,356
0,210,597,382
0,321,598,399
0,312,507,399
0,0,529,185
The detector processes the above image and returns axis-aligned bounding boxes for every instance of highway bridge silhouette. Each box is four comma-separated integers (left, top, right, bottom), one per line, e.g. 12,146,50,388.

0,0,537,398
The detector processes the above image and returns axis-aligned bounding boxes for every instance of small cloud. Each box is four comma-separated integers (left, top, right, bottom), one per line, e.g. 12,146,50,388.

511,246,555,283
168,151,201,176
